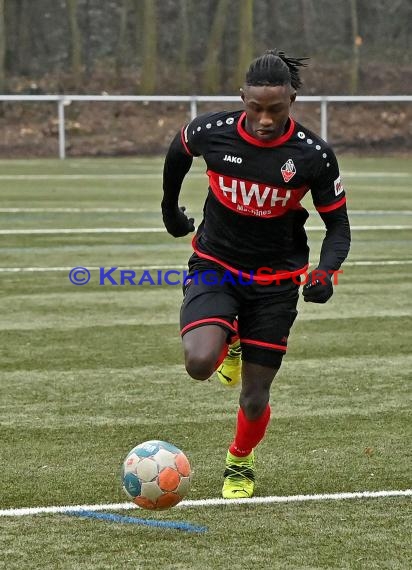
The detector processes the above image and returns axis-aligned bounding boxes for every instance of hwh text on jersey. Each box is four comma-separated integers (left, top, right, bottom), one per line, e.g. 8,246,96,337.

219,176,291,206
207,171,308,218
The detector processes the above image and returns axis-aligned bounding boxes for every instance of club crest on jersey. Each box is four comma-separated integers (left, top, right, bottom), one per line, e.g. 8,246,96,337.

334,176,344,196
281,159,296,183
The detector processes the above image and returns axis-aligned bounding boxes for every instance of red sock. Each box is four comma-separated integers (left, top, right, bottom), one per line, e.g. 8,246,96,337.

229,404,271,457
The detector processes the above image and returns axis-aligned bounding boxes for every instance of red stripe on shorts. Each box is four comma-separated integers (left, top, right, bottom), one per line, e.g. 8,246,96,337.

241,338,287,352
181,317,237,337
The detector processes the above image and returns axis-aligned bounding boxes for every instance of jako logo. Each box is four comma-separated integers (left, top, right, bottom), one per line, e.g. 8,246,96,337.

223,154,242,164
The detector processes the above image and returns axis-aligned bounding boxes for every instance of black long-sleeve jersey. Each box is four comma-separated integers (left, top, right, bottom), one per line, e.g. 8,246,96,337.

163,110,351,281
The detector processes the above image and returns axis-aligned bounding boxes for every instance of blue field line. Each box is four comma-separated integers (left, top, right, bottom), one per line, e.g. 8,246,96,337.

64,509,207,533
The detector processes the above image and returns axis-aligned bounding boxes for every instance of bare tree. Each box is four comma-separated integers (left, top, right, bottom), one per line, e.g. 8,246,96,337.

0,0,5,92
132,0,143,68
0,0,411,89
349,0,361,94
202,0,230,93
178,0,190,92
139,0,157,94
66,0,82,87
234,0,254,89
17,0,31,74
299,0,313,53
116,0,131,77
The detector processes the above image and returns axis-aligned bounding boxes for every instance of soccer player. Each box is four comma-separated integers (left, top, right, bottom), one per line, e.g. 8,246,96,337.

161,49,351,498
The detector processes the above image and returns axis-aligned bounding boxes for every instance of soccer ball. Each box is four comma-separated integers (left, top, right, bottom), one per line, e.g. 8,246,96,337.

121,440,192,510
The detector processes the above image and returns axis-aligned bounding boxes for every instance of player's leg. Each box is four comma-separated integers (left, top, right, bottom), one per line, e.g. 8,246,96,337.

222,280,299,498
222,362,279,499
182,325,228,380
180,269,239,381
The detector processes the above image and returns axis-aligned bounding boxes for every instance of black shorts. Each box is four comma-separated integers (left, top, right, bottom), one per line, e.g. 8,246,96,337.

180,257,299,368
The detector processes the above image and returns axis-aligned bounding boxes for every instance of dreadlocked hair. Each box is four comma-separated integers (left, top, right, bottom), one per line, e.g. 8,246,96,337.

245,49,309,90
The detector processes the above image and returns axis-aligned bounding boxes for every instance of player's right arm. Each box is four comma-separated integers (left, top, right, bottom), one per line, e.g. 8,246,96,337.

162,115,214,237
161,131,195,237
162,116,207,238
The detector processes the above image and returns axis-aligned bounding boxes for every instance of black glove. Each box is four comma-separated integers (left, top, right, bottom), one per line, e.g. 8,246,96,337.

162,205,195,238
302,270,333,304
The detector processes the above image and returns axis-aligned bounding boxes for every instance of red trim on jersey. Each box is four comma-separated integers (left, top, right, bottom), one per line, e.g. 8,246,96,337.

241,338,287,352
207,169,309,219
181,317,237,337
316,196,347,213
180,126,193,156
237,113,295,147
192,235,308,283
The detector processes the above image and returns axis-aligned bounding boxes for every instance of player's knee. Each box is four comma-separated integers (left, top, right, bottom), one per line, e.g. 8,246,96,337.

185,352,215,381
240,392,269,420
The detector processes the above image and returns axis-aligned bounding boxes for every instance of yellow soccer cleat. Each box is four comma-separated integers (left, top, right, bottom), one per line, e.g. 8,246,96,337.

216,340,242,387
222,450,255,499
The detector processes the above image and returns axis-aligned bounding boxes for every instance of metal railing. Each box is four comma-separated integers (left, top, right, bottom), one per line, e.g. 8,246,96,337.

1,94,411,159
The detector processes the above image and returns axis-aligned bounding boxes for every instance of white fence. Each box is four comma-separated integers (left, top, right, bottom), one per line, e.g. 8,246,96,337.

1,94,411,159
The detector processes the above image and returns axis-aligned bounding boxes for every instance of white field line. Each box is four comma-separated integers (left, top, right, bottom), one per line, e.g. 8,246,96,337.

1,208,412,215
345,260,412,266
0,228,165,234
0,172,410,180
1,225,411,235
1,260,412,273
0,208,148,213
0,174,177,180
1,489,411,517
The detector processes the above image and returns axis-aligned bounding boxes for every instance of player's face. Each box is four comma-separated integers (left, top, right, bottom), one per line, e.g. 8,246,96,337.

241,85,296,141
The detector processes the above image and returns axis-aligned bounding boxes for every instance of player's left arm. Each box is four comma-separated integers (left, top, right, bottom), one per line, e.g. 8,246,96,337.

303,149,351,303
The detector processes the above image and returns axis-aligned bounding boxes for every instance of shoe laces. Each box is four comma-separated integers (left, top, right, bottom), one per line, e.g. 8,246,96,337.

224,462,255,482
227,344,241,360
